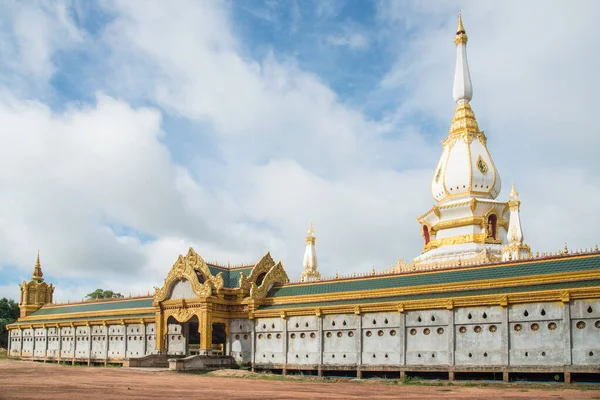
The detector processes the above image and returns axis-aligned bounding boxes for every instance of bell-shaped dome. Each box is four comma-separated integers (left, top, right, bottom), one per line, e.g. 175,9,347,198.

431,103,501,203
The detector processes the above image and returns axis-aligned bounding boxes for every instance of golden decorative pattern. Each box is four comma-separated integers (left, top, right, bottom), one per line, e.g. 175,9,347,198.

476,155,488,174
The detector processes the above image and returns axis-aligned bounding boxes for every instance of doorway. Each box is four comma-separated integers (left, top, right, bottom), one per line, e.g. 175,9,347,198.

186,315,200,355
212,323,226,355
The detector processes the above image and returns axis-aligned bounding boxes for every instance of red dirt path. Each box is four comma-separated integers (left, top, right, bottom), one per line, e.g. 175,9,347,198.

0,359,598,400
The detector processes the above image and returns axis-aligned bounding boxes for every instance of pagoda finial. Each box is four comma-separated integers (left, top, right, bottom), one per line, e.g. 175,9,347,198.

455,13,468,45
453,13,472,103
300,222,320,282
32,250,44,282
509,182,519,199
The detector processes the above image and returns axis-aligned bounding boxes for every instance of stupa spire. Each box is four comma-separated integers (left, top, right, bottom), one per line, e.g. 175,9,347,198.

453,13,472,104
301,222,320,282
32,251,44,282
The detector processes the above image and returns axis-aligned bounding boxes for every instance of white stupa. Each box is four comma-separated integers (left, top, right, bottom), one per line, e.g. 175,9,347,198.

413,15,531,270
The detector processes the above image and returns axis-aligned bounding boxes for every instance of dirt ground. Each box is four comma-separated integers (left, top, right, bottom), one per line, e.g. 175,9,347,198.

0,359,599,400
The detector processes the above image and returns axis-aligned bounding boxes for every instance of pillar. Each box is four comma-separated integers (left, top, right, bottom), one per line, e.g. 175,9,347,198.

87,325,92,366
356,313,363,377
142,322,147,356
317,315,323,377
57,326,62,362
251,318,256,372
282,316,288,375
503,370,509,382
197,310,213,355
399,312,406,366
155,310,166,354
123,323,128,360
44,326,49,361
71,325,76,365
501,305,509,366
448,309,455,366
104,324,109,366
564,371,571,384
18,328,23,358
563,302,572,366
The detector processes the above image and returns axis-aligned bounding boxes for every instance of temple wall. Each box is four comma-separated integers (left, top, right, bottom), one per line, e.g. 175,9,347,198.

250,300,600,371
6,300,600,370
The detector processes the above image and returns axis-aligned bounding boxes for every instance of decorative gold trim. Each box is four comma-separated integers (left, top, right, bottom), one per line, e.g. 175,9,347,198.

261,268,600,307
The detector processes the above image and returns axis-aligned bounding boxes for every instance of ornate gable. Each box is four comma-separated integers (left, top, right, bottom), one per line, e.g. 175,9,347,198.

153,247,224,304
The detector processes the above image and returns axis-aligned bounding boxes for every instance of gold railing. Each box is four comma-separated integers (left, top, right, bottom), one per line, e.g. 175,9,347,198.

211,343,224,355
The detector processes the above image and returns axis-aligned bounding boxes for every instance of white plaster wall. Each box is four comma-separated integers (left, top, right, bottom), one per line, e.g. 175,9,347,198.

571,299,600,366
255,318,284,364
168,279,195,300
167,323,185,355
509,302,565,366
230,318,252,362
91,335,106,358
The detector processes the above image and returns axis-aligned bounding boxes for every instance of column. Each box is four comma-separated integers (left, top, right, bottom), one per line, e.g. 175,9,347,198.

57,326,62,361
356,314,363,379
317,315,323,377
19,328,23,358
448,309,455,366
250,319,256,372
281,317,288,374
44,326,49,361
142,322,147,356
123,323,128,359
399,312,406,366
71,325,76,365
155,310,165,354
87,324,92,365
563,302,572,366
7,329,11,355
501,306,509,366
104,324,109,366
199,311,212,355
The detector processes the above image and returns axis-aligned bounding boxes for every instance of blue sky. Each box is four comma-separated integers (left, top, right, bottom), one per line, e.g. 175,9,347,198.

0,0,599,303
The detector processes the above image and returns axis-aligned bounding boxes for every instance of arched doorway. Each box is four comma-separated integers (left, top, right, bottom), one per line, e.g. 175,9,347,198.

186,315,200,355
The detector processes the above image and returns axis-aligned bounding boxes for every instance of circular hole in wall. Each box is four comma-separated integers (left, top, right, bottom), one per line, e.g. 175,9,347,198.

437,328,444,335
258,334,263,340
372,354,376,358
423,328,430,335
489,325,497,333
276,334,281,339
417,353,421,358
348,331,354,337
474,326,482,333
548,322,557,330
577,321,586,329
337,332,343,338
244,334,248,340
300,333,306,339
595,321,600,329
326,332,332,338
410,329,417,336
531,323,540,331
267,334,272,339
310,333,316,339
589,351,594,356
459,326,466,334
468,353,472,358
542,351,546,356
235,335,240,340
514,324,522,332
390,330,397,336
366,331,373,337
343,354,346,358
377,330,384,337
525,352,529,357
432,353,435,358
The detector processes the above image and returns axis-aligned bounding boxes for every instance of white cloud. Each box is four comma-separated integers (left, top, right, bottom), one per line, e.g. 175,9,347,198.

325,28,369,50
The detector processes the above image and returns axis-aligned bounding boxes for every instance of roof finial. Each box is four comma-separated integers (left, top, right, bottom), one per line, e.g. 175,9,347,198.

32,250,44,281
509,182,519,199
457,13,465,33
308,222,314,235
454,13,468,45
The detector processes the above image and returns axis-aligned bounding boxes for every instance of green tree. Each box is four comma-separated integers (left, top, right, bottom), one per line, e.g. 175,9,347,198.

85,289,124,300
0,298,19,349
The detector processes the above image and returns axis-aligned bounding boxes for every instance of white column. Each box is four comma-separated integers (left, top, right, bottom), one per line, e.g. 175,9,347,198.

44,327,49,359
123,324,128,359
501,306,509,366
251,319,256,365
357,314,363,368
142,322,147,356
399,312,406,366
104,325,109,361
317,316,323,369
57,326,62,360
563,302,572,365
448,310,455,366
282,318,288,367
19,328,23,357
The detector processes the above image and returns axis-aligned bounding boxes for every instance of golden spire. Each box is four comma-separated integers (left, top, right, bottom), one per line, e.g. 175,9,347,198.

305,222,316,245
32,250,44,282
509,182,519,199
455,13,468,45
